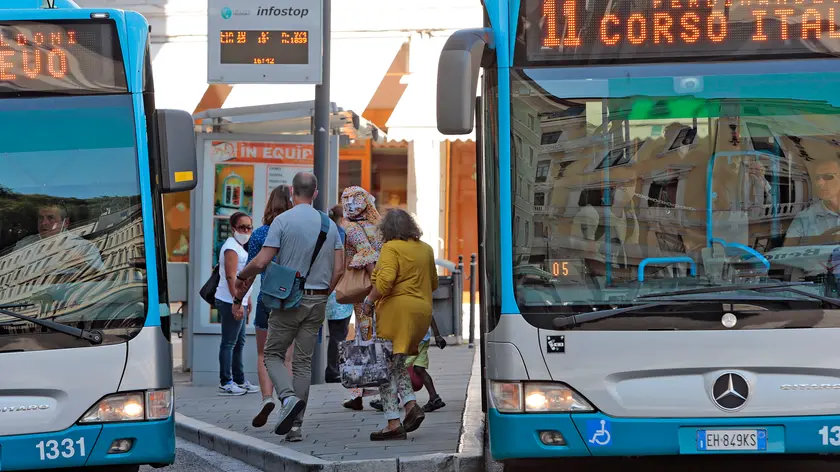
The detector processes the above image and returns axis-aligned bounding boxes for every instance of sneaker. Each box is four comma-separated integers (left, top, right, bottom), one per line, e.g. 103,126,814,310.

252,392,279,428
237,381,261,394
422,395,446,412
285,426,303,442
218,381,247,396
273,396,306,436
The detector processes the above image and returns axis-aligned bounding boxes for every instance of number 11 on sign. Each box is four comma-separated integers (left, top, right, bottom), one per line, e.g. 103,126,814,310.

543,0,581,47
819,426,840,446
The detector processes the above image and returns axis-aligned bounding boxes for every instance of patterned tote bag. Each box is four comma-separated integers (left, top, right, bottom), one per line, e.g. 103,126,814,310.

339,315,393,389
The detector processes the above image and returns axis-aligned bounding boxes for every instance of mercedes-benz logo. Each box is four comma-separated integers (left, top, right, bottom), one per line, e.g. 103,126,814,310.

711,373,750,411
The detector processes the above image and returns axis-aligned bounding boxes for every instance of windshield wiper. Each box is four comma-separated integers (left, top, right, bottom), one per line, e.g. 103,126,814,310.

637,281,840,307
553,282,840,328
0,304,103,345
554,301,693,328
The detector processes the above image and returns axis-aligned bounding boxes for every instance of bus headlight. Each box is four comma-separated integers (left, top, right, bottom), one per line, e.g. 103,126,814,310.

80,393,145,423
524,383,593,412
79,389,173,423
490,382,594,413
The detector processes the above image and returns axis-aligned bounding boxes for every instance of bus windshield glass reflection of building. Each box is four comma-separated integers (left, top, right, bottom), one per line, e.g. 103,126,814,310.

0,94,146,350
509,67,840,324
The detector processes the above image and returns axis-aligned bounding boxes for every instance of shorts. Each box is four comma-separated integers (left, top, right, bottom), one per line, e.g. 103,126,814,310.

405,341,430,369
254,299,270,331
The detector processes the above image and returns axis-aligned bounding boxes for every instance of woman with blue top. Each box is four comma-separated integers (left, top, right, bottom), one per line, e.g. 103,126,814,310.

247,184,293,428
325,204,354,383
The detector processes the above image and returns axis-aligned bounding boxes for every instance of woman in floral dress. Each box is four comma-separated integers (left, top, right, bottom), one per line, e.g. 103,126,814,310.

340,186,384,410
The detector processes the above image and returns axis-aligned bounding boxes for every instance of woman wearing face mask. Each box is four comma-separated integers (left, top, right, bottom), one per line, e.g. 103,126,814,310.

339,186,385,410
215,212,259,396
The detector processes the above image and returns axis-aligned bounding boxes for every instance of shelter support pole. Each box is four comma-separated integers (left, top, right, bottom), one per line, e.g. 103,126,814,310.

313,0,331,212
310,0,331,386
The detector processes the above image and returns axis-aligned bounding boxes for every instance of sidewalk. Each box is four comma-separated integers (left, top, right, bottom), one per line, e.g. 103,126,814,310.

173,338,482,470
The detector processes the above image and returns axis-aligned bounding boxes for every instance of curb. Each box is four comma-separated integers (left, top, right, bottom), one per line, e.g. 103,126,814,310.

175,347,485,472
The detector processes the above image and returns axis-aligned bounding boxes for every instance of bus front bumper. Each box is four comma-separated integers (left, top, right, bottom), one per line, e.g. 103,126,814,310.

489,409,840,460
0,415,175,470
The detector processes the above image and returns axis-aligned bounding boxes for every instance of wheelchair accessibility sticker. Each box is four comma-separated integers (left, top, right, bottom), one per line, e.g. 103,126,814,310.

586,419,612,446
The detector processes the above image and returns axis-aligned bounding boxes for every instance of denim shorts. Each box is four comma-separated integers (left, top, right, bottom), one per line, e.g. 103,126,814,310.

254,299,270,331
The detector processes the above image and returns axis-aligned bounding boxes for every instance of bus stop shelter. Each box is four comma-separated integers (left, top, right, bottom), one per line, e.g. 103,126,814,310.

168,100,384,387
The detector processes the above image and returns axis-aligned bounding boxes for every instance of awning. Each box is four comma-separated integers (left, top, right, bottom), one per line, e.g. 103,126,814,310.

386,36,478,142
193,101,386,143
150,41,209,112
222,35,407,112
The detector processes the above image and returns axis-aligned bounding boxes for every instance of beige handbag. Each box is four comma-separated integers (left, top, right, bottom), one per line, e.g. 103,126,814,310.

335,223,374,304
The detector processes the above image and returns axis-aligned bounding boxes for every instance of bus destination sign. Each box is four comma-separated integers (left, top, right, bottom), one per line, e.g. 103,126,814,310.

525,0,840,62
0,21,127,94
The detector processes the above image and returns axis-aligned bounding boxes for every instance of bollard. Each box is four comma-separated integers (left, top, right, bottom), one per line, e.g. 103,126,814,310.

468,254,476,348
457,255,464,344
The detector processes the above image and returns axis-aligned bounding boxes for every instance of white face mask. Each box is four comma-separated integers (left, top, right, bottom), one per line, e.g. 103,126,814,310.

233,231,250,245
345,200,364,215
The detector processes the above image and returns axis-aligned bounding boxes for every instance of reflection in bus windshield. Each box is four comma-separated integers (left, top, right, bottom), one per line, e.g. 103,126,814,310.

510,69,840,309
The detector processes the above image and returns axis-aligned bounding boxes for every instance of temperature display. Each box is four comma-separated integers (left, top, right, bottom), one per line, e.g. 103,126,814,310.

0,20,126,94
219,30,309,65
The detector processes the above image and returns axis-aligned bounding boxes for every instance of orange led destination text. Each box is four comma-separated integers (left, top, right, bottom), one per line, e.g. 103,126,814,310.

0,30,76,81
542,0,840,47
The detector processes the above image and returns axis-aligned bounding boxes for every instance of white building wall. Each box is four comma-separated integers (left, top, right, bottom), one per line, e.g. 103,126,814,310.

77,0,483,260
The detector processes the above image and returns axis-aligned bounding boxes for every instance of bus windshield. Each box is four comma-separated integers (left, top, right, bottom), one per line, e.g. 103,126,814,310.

0,94,146,350
510,64,840,314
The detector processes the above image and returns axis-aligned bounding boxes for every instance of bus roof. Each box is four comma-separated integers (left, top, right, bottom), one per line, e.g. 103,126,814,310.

1,0,79,9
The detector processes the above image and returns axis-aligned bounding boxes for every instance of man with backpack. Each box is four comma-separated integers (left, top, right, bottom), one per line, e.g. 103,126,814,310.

234,172,344,442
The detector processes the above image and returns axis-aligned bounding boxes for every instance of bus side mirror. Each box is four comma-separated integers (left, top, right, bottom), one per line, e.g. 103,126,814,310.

155,109,198,194
436,28,493,135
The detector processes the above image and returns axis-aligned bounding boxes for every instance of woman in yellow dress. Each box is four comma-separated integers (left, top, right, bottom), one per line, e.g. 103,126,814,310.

361,209,438,441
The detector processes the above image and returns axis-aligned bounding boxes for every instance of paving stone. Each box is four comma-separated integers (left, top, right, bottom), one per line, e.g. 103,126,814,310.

176,344,475,461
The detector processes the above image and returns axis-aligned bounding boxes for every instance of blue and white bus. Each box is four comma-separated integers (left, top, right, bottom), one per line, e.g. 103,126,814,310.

438,0,840,468
0,1,197,470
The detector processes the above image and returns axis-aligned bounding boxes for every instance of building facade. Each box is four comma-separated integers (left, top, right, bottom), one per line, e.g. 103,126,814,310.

76,0,484,269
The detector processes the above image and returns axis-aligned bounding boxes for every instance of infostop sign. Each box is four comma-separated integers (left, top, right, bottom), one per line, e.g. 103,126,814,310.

207,0,323,84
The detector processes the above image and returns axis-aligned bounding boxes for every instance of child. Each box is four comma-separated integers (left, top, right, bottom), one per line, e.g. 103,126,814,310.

371,318,447,412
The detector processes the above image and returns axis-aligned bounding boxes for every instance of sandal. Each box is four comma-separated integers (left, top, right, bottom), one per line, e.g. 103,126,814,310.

403,403,426,433
422,395,446,412
370,425,407,441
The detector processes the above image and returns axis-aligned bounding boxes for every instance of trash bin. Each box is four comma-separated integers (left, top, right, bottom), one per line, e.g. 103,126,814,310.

432,259,463,342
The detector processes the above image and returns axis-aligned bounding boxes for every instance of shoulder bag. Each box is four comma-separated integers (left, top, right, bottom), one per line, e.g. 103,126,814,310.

199,264,220,305
260,211,330,311
335,222,374,304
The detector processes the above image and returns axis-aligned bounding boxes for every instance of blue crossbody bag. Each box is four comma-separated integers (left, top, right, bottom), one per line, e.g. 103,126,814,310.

260,212,330,311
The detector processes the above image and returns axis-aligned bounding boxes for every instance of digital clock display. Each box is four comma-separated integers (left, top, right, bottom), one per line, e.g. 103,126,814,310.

523,0,840,63
219,30,309,65
0,20,126,94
